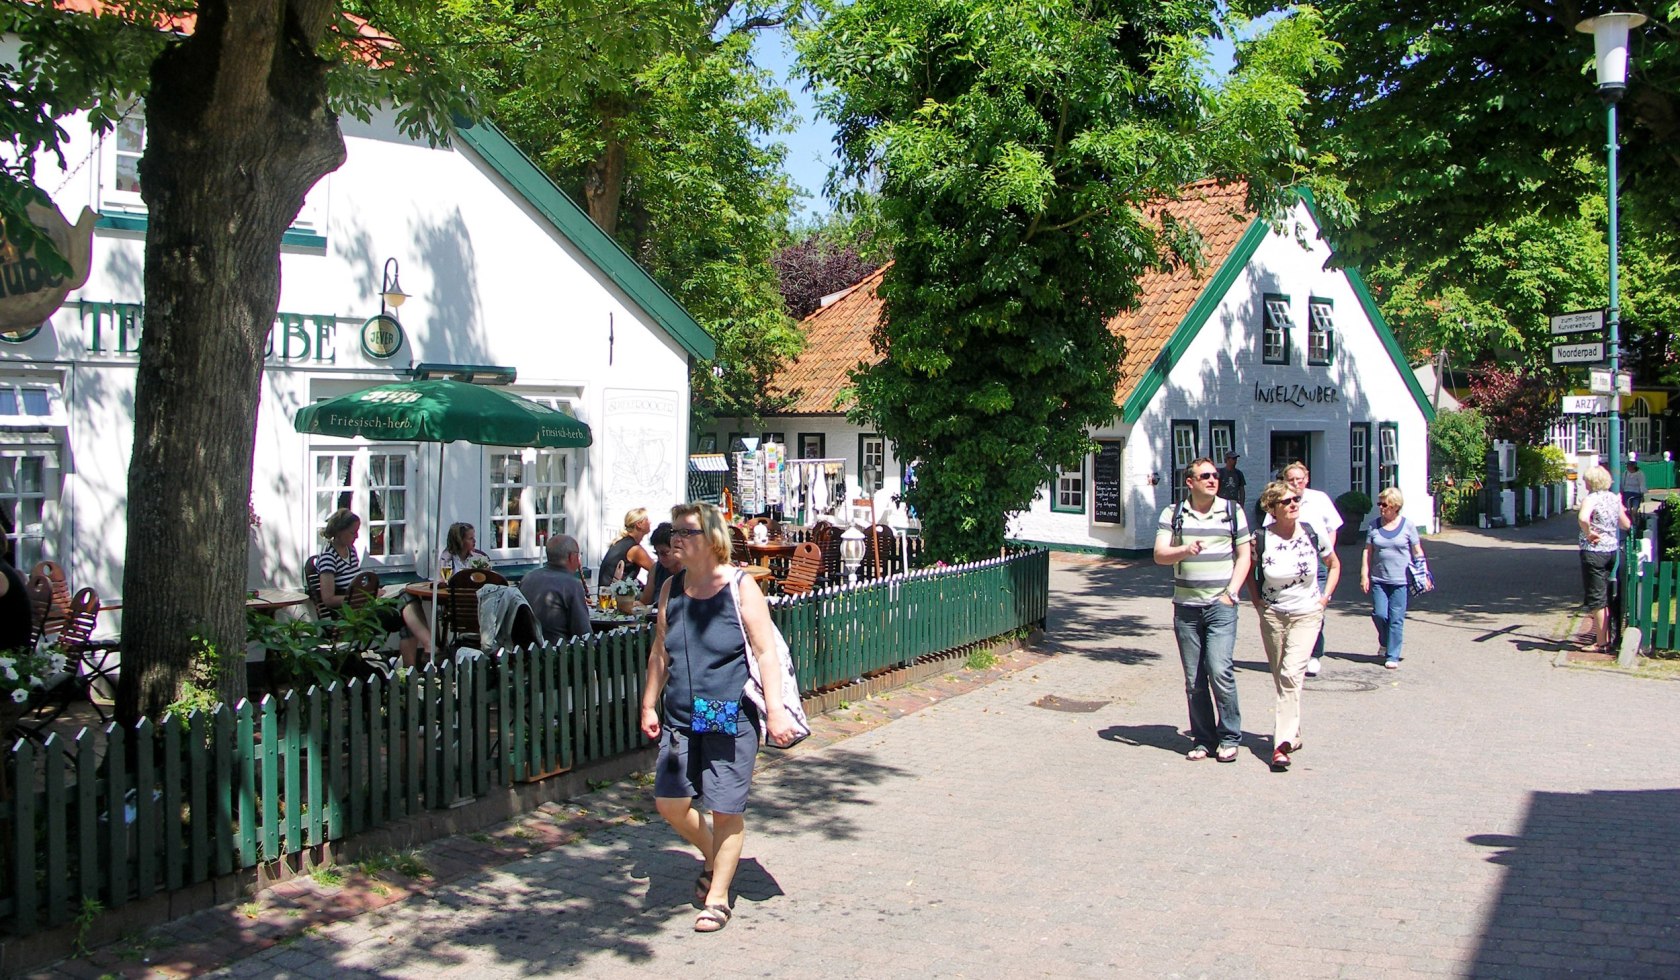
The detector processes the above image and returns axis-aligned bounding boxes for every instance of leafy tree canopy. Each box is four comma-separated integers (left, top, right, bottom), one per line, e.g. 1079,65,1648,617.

1268,0,1680,268
800,0,1340,560
385,0,805,422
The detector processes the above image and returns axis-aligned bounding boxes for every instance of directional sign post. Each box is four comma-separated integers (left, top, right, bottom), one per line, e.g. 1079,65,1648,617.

1550,308,1606,335
1552,341,1606,365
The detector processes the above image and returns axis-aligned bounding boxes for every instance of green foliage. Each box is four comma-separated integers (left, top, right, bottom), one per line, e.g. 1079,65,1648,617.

1660,497,1680,564
1435,483,1482,526
801,0,1339,560
1285,0,1680,267
1334,490,1371,523
1429,409,1488,481
1516,445,1569,488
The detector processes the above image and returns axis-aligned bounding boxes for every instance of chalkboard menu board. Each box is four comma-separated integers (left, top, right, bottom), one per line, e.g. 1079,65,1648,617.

1093,440,1124,525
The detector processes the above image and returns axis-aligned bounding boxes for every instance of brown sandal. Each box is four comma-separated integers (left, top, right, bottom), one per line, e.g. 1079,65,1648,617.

695,904,732,933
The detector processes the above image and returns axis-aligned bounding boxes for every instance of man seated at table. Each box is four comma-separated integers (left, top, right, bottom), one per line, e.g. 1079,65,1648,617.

519,534,592,643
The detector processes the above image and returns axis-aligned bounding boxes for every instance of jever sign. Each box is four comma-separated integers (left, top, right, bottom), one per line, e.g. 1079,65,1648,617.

0,202,95,334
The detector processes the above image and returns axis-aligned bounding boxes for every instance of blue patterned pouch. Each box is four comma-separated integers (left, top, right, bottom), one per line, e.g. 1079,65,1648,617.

690,697,740,736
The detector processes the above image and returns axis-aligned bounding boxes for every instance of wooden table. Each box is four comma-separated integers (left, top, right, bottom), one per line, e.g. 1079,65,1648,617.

745,539,796,567
737,564,773,583
246,589,309,614
590,603,655,633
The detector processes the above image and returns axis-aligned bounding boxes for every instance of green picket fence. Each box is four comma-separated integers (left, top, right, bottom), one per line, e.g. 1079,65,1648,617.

1621,528,1679,650
1,548,1048,938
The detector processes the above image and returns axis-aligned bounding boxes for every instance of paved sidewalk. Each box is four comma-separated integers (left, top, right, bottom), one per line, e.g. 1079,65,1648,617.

94,518,1680,976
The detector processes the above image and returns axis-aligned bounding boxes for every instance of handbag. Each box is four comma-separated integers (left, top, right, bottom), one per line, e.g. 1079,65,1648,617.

690,696,741,736
1406,556,1435,597
729,571,813,749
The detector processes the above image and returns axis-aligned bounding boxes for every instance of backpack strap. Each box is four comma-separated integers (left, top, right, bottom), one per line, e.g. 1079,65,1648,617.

1170,500,1185,545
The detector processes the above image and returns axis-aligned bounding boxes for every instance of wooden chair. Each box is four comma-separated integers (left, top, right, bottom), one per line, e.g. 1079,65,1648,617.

442,568,506,652
28,560,72,635
53,588,119,721
745,516,782,540
860,524,900,580
811,522,842,585
729,525,751,564
780,542,824,596
346,570,381,610
25,575,55,648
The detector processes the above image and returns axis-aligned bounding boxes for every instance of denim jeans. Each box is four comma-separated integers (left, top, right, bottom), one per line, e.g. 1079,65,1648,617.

1370,581,1408,662
1173,600,1241,749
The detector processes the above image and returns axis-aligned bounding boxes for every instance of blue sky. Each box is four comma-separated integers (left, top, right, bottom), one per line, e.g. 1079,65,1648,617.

754,27,1242,222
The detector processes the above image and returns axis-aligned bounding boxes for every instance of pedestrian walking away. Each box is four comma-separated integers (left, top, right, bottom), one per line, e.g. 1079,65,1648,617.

1154,457,1252,763
639,501,800,934
1266,461,1341,676
1250,480,1340,772
1216,451,1246,504
1577,464,1630,654
1361,487,1424,669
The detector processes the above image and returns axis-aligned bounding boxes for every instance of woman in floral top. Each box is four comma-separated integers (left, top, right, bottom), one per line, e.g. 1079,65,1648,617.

1249,480,1340,772
1577,464,1631,653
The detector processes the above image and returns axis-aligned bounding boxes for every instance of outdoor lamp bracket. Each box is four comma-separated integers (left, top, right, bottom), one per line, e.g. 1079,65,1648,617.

380,257,410,315
1577,12,1647,101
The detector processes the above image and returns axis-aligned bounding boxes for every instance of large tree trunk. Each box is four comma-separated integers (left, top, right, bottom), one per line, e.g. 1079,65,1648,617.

582,125,626,235
116,0,346,724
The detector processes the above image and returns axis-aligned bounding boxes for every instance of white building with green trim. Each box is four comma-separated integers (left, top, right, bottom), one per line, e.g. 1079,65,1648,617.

1010,181,1435,555
1,97,712,600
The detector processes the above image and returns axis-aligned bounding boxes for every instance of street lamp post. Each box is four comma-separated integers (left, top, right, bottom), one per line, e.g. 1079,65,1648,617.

1577,12,1646,493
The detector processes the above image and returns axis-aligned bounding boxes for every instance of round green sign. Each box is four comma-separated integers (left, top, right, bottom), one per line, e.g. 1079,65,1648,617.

0,322,45,344
360,314,405,360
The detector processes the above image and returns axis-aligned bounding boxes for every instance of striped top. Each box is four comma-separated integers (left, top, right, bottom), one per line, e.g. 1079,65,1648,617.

308,545,361,603
1156,499,1251,605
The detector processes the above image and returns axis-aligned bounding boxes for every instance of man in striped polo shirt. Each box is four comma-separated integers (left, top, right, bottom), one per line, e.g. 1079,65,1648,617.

1154,457,1253,762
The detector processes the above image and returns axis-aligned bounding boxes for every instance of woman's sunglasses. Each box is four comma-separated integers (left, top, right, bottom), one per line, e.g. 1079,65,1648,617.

670,527,705,538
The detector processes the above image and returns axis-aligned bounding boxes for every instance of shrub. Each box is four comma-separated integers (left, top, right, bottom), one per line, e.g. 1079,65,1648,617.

1516,444,1569,487
1430,409,1489,480
1335,490,1372,529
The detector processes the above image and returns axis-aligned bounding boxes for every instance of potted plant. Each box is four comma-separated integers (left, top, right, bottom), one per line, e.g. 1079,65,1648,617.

609,576,639,614
0,645,71,741
1335,490,1373,536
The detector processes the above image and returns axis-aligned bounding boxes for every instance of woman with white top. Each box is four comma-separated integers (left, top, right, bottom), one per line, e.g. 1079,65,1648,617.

1249,480,1340,772
1577,465,1630,653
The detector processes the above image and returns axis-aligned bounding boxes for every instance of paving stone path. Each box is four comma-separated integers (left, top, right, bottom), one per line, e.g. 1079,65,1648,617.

68,517,1680,977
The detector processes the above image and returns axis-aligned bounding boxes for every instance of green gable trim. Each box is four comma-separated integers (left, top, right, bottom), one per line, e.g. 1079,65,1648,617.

1119,188,1435,425
453,121,715,361
1119,214,1270,424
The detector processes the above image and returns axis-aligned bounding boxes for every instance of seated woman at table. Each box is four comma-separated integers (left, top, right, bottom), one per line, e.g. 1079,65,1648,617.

437,521,489,577
641,521,682,608
313,509,431,666
598,507,655,589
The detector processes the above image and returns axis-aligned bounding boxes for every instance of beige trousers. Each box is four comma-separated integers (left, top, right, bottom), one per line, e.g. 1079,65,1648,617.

1258,605,1323,749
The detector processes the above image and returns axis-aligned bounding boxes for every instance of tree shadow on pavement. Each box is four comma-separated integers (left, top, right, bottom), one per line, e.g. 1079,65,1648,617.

250,749,910,975
1466,788,1680,977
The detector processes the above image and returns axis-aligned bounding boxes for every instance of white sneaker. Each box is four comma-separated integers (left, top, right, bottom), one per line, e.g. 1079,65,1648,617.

1305,656,1322,677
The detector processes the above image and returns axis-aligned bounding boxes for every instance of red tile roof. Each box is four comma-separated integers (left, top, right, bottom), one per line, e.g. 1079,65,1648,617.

771,179,1256,415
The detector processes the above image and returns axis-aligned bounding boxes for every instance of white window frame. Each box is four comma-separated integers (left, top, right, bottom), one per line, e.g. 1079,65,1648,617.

1209,422,1235,466
1307,299,1334,365
1263,295,1292,364
485,447,575,558
0,379,69,430
1350,424,1370,497
1378,424,1400,491
1171,420,1198,506
0,446,58,570
860,434,885,492
1629,397,1651,456
1053,462,1085,513
310,445,419,568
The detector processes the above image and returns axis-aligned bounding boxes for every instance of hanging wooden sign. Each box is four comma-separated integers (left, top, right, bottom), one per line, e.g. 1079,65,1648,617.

0,201,95,334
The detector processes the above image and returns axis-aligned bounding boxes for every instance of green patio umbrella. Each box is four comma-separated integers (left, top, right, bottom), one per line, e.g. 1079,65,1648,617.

294,378,592,654
294,377,592,448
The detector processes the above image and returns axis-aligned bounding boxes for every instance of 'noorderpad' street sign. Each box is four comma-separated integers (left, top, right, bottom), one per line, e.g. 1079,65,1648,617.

1552,341,1606,365
1550,309,1606,335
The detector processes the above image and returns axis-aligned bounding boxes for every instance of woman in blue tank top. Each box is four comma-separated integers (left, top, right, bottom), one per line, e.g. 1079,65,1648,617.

639,502,800,934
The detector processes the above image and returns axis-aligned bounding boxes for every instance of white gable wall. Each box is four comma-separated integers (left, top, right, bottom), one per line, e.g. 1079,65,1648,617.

2,97,694,599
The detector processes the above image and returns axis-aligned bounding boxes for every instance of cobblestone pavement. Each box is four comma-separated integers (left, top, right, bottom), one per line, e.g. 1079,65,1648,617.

151,519,1680,976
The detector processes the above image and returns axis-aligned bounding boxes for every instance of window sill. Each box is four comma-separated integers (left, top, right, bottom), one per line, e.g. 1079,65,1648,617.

96,212,327,250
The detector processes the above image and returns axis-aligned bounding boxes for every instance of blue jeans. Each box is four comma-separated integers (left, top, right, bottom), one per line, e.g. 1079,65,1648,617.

1173,601,1241,749
1370,581,1408,661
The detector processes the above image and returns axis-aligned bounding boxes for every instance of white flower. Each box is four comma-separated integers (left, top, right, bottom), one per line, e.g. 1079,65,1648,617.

1,665,16,682
47,654,67,673
0,656,13,670
10,688,27,703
